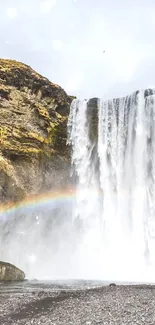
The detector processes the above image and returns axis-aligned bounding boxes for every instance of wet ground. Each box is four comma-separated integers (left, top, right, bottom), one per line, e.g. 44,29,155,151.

0,280,155,324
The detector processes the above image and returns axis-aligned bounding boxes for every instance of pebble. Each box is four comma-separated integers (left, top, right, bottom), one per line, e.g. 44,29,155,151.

0,285,155,324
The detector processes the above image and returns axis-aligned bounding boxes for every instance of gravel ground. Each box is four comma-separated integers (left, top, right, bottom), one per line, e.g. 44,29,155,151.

0,284,155,324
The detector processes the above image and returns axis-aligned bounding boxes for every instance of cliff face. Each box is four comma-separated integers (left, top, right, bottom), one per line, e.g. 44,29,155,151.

0,59,72,203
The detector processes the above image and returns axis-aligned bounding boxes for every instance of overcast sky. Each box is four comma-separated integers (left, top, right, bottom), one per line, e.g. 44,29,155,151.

1,0,155,99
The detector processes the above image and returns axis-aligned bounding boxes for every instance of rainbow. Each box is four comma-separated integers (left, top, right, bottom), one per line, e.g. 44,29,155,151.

0,187,103,220
0,187,76,220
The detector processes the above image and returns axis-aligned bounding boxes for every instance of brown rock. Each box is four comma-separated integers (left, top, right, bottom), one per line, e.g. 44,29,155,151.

0,261,25,281
0,59,73,203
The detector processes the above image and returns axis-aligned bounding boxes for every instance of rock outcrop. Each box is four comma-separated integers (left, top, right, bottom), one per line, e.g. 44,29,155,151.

0,59,72,203
0,261,25,281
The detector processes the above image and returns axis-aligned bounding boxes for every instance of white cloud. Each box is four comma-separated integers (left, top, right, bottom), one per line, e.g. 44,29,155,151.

65,80,78,92
150,11,155,26
113,52,137,83
52,40,63,51
40,0,56,13
103,43,146,83
65,73,84,93
148,85,155,89
6,8,18,18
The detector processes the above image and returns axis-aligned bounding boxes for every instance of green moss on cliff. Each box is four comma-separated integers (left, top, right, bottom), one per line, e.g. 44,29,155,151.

0,58,71,202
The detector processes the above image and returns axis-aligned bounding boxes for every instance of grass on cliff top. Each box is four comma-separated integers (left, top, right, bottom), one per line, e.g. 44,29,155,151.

0,59,61,89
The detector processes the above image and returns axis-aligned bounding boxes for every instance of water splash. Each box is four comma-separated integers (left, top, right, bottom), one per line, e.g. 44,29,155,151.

1,90,155,282
68,90,155,282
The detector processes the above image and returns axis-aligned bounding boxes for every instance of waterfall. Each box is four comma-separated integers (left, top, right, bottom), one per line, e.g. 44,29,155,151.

67,90,155,282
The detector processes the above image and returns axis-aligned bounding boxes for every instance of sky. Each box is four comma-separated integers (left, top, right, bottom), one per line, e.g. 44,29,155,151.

1,0,155,99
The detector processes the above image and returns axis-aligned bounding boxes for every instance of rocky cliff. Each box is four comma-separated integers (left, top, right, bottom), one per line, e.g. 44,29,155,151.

0,59,72,203
0,60,153,206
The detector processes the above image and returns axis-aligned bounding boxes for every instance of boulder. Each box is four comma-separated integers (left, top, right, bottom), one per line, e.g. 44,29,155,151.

0,261,25,281
109,283,116,287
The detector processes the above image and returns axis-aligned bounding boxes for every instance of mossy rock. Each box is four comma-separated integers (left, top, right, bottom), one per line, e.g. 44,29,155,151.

0,59,72,203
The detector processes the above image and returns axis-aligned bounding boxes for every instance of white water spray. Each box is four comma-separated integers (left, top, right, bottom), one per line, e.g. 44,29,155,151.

1,90,155,282
68,90,155,282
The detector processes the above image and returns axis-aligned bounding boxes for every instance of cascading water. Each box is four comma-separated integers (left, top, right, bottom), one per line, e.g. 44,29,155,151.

1,89,155,282
67,99,103,278
67,90,155,282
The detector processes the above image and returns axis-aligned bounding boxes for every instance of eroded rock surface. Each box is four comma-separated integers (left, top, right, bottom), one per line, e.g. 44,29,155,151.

0,59,72,203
